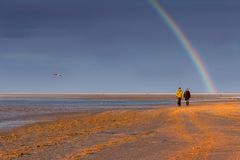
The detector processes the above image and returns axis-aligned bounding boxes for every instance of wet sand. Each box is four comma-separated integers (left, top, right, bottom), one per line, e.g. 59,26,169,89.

1,102,240,159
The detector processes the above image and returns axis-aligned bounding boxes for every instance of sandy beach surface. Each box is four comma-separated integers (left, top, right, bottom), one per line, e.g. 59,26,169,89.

1,101,240,160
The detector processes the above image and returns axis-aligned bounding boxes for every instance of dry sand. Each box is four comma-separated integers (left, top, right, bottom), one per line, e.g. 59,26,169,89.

1,102,240,160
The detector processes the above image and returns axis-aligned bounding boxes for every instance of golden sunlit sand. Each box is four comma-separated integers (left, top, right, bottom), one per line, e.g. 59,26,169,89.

1,102,240,159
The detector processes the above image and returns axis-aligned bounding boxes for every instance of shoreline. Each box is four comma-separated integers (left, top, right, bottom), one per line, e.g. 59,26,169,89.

0,100,236,133
0,99,237,133
1,101,240,159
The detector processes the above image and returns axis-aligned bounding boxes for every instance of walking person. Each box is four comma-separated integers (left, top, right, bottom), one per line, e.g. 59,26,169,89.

176,87,183,106
184,88,191,106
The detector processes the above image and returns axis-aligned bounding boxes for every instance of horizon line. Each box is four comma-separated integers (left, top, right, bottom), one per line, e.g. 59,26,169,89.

0,92,240,95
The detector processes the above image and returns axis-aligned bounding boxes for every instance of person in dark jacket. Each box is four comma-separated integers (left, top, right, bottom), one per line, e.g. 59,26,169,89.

184,88,191,106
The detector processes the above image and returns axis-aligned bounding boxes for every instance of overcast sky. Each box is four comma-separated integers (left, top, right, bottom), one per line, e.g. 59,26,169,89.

0,0,240,93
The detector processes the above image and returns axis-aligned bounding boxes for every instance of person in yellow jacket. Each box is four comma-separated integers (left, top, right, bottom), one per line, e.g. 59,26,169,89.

176,87,183,106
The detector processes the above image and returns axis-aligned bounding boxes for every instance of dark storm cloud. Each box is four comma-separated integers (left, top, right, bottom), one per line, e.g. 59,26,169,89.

0,0,148,38
0,0,87,38
0,0,154,59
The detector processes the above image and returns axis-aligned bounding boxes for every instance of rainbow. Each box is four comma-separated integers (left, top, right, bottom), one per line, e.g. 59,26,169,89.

149,0,217,92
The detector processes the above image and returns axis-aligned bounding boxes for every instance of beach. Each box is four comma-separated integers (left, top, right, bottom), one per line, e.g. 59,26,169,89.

1,95,240,159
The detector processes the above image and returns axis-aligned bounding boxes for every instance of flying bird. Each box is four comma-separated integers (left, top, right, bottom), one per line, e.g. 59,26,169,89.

52,73,63,77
